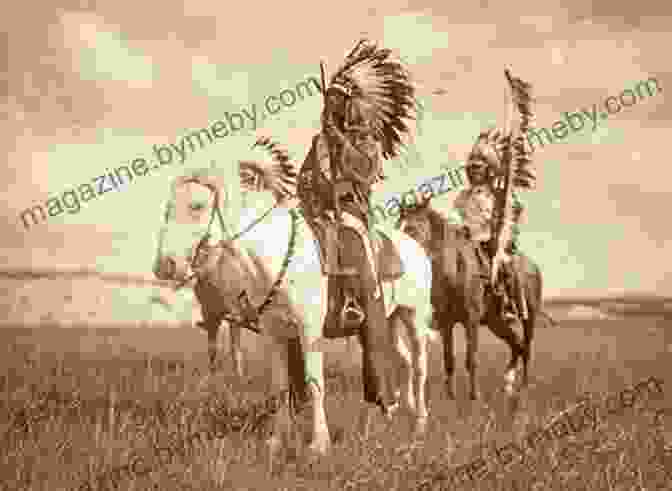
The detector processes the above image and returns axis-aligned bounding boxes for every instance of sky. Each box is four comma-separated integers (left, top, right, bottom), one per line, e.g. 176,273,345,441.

1,0,671,315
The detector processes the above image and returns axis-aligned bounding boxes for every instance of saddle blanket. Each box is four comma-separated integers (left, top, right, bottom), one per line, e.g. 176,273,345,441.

373,230,404,282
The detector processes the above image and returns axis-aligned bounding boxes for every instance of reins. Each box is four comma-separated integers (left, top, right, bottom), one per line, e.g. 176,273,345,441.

174,190,281,289
171,186,299,335
218,207,299,333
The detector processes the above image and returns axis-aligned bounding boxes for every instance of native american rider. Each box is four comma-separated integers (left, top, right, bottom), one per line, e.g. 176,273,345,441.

297,39,419,411
452,128,529,321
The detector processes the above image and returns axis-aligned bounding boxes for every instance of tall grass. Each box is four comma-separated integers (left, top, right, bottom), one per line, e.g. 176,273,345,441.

0,319,670,490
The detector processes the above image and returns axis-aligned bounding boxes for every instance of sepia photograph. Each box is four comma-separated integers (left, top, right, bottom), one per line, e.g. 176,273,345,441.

1,1,671,489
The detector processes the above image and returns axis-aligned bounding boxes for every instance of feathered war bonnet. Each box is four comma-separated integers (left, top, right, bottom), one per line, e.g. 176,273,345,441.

238,136,297,202
326,39,421,161
466,70,537,189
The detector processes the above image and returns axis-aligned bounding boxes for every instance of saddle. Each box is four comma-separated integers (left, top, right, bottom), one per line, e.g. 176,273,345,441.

309,215,404,338
310,216,404,282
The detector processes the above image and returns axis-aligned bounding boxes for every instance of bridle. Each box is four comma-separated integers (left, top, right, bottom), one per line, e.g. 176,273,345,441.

166,179,299,334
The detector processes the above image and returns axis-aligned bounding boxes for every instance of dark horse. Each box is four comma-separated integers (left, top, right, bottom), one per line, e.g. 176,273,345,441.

398,197,545,399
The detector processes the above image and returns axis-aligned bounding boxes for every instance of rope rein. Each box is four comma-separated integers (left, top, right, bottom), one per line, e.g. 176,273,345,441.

174,197,285,290
226,199,283,243
220,207,299,332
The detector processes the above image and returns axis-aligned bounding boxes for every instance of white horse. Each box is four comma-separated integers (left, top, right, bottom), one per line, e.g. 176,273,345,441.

152,161,435,455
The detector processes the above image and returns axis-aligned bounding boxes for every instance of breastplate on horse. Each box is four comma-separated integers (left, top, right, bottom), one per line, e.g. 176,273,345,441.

297,39,419,338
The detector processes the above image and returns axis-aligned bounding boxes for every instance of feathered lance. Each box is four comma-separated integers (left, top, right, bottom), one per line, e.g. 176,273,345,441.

490,68,534,318
490,69,514,286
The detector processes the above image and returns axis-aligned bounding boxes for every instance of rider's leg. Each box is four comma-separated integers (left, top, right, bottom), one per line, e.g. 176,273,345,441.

360,277,398,410
338,224,396,410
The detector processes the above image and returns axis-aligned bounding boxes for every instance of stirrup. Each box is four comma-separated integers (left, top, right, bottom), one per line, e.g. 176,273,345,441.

341,292,365,326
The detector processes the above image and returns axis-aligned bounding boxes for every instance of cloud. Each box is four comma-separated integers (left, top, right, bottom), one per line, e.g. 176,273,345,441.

1,1,671,301
60,12,156,88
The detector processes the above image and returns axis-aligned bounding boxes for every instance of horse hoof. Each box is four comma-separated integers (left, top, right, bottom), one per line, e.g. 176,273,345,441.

469,391,481,401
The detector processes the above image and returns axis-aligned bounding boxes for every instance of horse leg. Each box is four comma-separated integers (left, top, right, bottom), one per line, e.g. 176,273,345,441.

521,273,541,388
229,323,244,378
486,313,525,393
440,315,457,400
464,320,481,400
302,273,331,455
521,311,535,387
197,312,220,373
266,336,299,457
398,305,429,436
207,323,219,374
389,308,414,414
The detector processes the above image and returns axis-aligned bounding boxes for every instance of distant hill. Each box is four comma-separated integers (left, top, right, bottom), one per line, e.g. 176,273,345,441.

0,267,197,328
545,293,672,306
546,293,672,321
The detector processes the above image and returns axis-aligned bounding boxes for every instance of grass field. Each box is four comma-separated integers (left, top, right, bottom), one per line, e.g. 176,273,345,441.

1,317,671,490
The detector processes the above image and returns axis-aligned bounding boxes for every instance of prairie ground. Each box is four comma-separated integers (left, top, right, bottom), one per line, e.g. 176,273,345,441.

1,317,671,490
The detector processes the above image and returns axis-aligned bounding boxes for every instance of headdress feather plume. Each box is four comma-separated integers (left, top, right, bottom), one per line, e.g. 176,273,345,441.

238,136,297,201
329,39,420,160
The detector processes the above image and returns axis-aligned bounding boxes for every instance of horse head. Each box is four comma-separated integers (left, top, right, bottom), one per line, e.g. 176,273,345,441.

395,190,465,254
152,169,231,284
153,137,298,286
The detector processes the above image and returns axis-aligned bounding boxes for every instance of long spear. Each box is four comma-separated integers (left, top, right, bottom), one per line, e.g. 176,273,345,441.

492,68,534,320
490,68,515,287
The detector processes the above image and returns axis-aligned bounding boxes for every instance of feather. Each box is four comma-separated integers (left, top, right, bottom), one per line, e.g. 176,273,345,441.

328,39,421,162
504,69,537,189
238,137,297,201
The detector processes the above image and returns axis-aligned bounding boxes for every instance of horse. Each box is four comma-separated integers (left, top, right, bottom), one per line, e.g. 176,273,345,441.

152,159,436,455
397,195,544,399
